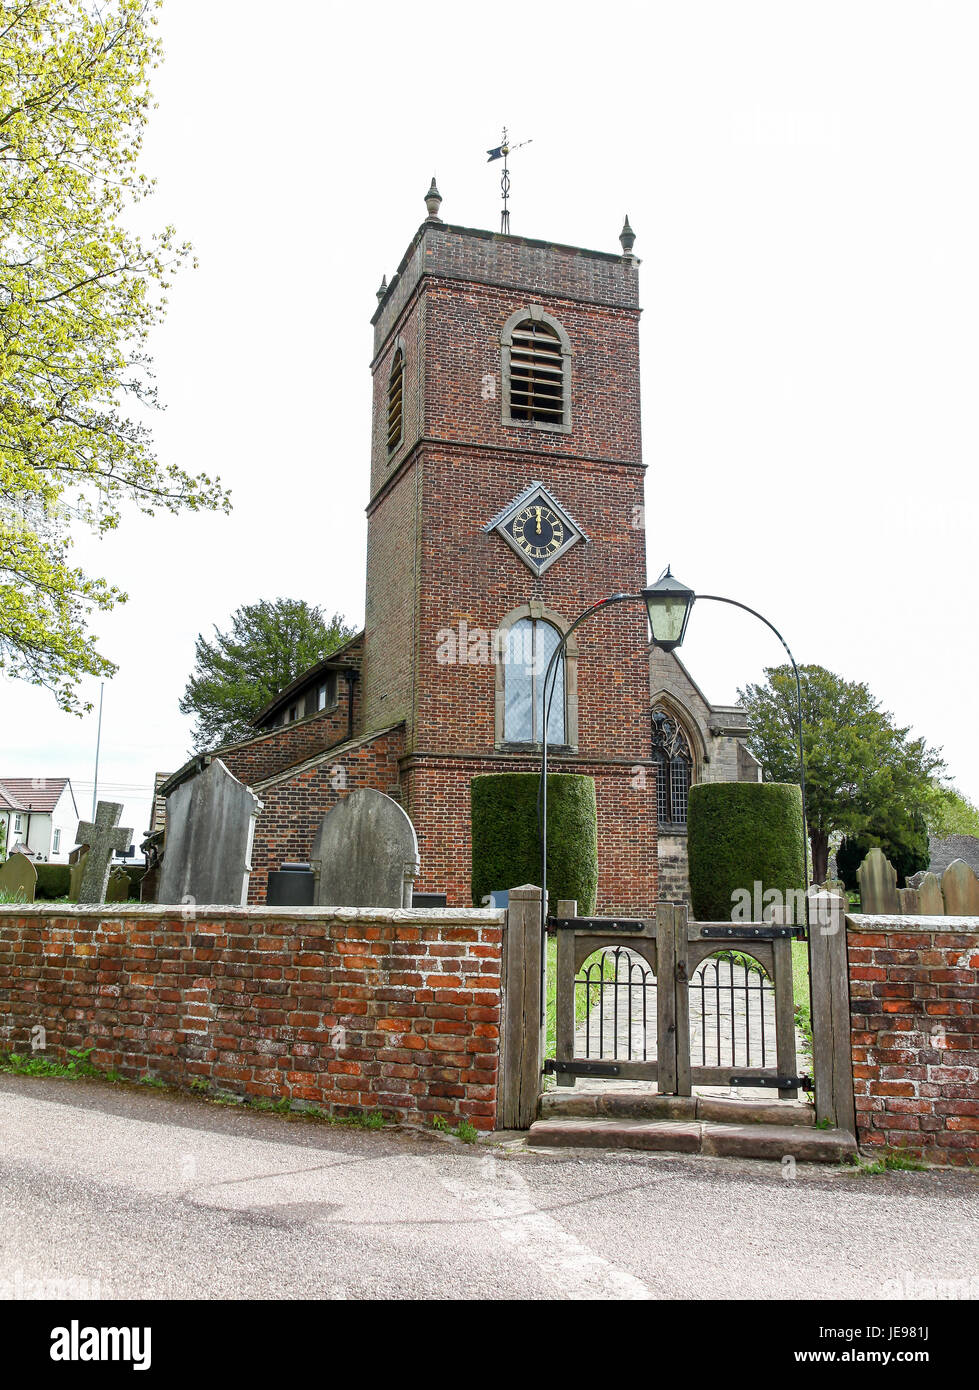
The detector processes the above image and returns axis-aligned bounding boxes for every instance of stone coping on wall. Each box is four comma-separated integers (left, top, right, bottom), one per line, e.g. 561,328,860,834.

0,903,505,927
846,914,979,931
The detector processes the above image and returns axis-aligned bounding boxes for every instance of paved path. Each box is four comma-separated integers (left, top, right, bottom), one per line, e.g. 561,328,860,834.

574,949,788,1070
1,1075,976,1300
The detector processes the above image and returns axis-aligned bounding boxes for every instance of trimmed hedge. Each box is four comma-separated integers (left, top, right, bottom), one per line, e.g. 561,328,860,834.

34,862,145,901
35,864,70,900
471,773,598,913
687,782,804,921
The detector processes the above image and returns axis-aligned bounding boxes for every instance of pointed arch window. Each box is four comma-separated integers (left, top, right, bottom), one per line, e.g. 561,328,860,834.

387,347,404,452
504,618,566,745
651,704,693,827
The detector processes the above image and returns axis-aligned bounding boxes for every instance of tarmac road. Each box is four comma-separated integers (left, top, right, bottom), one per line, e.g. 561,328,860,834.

0,1075,976,1301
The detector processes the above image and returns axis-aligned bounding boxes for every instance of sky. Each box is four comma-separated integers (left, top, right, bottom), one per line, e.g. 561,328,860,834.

3,0,978,844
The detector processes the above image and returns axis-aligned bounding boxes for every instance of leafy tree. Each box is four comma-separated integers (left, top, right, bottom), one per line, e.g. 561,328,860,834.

0,2,229,713
926,784,979,839
738,665,945,885
836,812,930,890
179,599,356,750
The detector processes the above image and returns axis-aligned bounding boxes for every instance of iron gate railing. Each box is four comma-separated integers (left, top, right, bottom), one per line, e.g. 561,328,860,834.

548,903,808,1098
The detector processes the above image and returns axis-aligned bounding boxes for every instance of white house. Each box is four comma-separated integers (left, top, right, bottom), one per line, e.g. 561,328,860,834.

0,778,79,863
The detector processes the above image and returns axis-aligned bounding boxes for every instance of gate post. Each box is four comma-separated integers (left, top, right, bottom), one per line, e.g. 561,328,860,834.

499,884,546,1130
808,889,856,1133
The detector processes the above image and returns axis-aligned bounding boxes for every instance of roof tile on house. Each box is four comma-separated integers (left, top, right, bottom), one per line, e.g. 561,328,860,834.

0,780,27,812
0,777,72,813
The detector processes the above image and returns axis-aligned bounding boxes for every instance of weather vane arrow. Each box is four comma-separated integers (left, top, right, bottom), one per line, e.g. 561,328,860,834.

486,127,532,233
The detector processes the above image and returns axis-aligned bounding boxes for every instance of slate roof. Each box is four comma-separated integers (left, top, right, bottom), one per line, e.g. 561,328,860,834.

0,777,74,814
928,834,979,876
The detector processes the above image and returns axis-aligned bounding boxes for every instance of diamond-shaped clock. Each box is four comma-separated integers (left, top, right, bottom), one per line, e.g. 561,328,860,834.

483,482,587,576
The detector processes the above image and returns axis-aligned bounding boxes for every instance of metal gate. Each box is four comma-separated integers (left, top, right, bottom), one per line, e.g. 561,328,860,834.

545,903,809,1099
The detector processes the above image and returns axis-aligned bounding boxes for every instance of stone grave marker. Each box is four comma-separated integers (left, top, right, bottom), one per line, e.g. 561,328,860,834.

856,847,899,914
105,866,131,903
896,886,920,915
68,844,89,901
157,759,263,907
74,803,132,904
311,787,420,908
0,851,37,902
914,872,945,916
941,859,979,916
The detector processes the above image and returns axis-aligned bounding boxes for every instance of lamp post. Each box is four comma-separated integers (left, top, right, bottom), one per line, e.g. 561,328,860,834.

537,569,808,935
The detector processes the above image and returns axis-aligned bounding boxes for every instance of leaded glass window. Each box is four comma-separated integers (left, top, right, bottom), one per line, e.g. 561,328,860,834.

651,704,693,826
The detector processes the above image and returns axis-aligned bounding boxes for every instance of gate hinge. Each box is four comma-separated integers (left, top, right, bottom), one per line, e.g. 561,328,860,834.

548,916,645,932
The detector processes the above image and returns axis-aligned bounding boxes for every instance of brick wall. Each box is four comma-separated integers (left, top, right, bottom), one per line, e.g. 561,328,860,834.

403,754,657,915
0,903,504,1130
847,915,979,1166
246,726,405,904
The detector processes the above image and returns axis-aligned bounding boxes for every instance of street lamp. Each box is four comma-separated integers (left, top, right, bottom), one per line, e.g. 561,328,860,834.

538,570,809,934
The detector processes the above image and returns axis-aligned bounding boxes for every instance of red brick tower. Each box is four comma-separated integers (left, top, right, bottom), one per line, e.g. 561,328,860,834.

364,186,657,913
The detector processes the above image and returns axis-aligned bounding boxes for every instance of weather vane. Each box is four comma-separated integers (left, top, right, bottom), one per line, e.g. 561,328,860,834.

487,127,532,233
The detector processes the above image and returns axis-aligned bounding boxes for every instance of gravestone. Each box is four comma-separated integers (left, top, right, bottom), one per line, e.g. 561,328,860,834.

0,851,37,903
856,847,899,914
105,866,131,903
68,844,89,901
310,788,420,908
941,859,979,916
74,803,132,904
914,871,945,916
896,887,920,915
157,759,263,907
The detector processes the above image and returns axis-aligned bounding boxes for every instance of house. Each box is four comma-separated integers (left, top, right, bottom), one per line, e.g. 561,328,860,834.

0,778,79,862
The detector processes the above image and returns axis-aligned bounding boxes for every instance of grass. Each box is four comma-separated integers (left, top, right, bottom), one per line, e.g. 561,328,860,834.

431,1115,479,1143
544,934,619,1058
845,1148,928,1175
0,1048,390,1130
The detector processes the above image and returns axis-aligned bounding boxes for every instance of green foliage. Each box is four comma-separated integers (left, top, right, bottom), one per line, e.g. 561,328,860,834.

927,784,979,838
847,1148,927,1175
739,665,945,883
179,598,356,750
454,1120,478,1144
35,863,70,899
0,1,230,714
431,1114,450,1132
836,818,930,891
0,1044,99,1078
470,773,598,913
687,782,804,921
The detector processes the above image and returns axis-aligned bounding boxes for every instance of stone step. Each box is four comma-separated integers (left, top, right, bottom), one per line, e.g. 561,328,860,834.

526,1116,856,1163
539,1090,816,1127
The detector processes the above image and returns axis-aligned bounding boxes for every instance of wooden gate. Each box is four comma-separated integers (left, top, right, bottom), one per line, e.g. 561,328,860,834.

547,902,808,1099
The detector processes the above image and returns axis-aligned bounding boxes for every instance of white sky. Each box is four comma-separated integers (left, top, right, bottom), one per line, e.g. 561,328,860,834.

3,0,978,844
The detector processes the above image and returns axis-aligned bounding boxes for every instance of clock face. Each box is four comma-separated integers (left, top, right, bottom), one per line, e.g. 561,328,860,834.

485,483,586,575
506,504,565,563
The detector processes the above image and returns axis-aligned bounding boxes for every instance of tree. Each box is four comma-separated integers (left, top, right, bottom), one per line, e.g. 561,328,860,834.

179,599,356,750
927,784,979,839
0,2,229,714
738,664,945,885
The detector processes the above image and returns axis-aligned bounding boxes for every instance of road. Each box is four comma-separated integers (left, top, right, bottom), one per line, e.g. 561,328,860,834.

1,1075,976,1301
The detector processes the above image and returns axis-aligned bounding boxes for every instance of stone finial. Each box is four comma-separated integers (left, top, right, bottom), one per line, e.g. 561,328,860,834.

425,176,443,220
619,214,636,256
376,275,387,303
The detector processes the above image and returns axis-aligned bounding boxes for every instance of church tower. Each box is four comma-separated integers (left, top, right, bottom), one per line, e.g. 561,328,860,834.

363,183,657,911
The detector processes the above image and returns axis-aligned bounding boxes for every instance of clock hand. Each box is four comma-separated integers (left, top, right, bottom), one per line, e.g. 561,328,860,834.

535,507,542,534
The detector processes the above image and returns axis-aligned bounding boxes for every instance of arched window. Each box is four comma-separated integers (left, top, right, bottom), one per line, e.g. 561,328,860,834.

387,347,403,452
504,617,566,745
501,308,571,432
651,704,693,827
